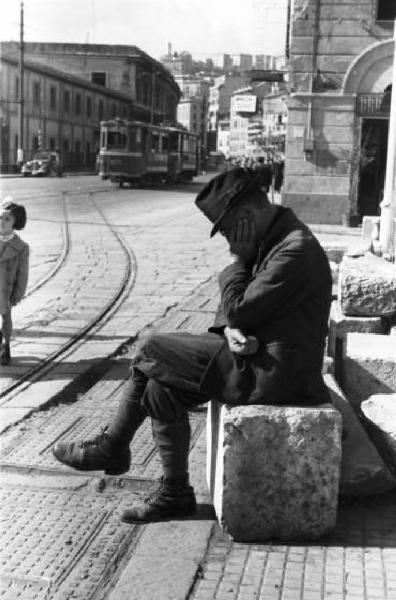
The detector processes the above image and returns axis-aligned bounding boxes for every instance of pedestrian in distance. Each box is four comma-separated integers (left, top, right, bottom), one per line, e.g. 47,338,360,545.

53,167,332,525
0,198,29,365
254,156,273,193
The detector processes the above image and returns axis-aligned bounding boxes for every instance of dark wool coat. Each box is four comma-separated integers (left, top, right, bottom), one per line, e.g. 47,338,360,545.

199,206,333,406
0,235,29,313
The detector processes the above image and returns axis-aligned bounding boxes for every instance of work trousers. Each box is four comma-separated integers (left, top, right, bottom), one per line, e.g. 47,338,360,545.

108,331,223,440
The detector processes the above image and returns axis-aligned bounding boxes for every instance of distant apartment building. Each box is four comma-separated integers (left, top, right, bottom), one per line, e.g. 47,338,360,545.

232,54,254,72
207,74,250,151
255,55,277,70
262,92,288,154
0,42,181,171
175,75,210,156
284,0,395,224
217,118,230,157
223,54,233,72
228,84,270,157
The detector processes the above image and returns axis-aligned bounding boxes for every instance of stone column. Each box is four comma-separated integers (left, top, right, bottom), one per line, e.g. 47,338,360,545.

379,21,396,256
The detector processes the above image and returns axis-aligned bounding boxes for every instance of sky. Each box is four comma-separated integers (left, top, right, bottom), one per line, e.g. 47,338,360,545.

0,0,288,60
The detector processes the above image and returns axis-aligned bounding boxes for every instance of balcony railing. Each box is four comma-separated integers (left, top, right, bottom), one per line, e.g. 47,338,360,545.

356,92,391,117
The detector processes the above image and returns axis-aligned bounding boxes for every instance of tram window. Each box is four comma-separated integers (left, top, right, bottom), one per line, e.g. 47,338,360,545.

169,134,179,152
107,131,127,149
128,128,142,152
101,131,106,149
151,134,160,153
161,136,168,152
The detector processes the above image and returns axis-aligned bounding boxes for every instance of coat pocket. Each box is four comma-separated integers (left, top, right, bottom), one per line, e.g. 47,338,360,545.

246,342,302,405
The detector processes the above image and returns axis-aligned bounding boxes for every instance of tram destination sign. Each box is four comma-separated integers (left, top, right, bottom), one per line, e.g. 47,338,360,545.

356,93,390,117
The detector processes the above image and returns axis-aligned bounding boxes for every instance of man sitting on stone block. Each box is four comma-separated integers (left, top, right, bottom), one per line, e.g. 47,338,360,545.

53,167,333,523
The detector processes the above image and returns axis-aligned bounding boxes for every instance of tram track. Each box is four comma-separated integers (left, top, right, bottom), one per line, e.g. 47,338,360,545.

23,193,71,299
0,191,138,405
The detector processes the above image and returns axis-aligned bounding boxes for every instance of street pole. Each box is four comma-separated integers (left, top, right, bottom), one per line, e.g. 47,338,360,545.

150,69,155,124
379,19,396,257
17,0,24,167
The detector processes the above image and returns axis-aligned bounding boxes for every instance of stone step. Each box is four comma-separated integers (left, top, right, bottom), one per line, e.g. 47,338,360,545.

343,333,396,407
324,374,396,496
327,301,387,385
361,394,396,476
338,253,396,317
206,400,342,542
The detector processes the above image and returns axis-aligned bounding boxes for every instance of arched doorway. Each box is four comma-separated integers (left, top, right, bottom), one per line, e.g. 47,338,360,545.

343,40,394,220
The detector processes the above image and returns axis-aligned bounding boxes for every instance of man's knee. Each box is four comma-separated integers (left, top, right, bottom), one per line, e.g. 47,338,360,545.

135,330,165,358
141,379,187,422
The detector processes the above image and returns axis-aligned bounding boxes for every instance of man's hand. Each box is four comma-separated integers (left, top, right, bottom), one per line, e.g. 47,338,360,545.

228,218,258,265
224,327,259,355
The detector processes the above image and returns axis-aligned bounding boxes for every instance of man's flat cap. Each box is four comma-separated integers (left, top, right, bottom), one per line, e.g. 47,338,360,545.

195,167,262,237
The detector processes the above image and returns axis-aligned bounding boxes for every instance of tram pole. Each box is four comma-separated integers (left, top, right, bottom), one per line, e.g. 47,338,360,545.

17,0,25,167
379,19,396,258
150,68,155,124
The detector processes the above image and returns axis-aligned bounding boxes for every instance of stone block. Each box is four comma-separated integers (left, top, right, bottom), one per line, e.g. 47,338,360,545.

324,375,396,496
206,400,341,542
338,254,396,317
361,394,396,475
343,333,396,407
327,301,386,383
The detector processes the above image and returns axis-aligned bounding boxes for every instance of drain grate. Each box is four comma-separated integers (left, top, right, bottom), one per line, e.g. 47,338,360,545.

0,486,141,599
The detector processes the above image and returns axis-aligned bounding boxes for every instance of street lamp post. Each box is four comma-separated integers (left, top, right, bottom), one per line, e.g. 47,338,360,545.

150,69,155,124
379,20,396,257
17,0,24,167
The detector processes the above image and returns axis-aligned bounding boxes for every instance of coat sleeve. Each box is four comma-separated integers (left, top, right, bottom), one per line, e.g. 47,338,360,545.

12,244,29,304
208,302,227,335
218,244,312,332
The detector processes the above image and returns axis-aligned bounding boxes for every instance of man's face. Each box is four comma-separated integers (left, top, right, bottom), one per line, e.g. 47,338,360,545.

218,204,253,241
0,209,15,235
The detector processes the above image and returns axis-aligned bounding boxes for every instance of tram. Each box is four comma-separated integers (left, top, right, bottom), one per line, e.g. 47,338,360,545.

98,119,200,187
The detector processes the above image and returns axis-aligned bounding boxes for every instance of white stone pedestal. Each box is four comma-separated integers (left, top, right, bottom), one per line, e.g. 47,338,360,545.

206,401,342,542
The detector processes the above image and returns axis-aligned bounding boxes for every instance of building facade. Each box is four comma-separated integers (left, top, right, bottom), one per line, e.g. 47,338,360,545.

217,118,231,157
175,75,210,158
0,42,181,171
284,0,395,224
207,75,251,151
262,92,288,155
228,84,270,158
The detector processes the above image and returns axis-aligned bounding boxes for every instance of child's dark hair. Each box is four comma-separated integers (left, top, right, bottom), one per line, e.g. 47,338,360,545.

1,199,27,230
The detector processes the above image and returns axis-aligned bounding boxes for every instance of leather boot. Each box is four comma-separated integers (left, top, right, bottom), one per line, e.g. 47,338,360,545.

120,475,196,523
53,376,147,474
120,417,196,523
0,342,11,366
52,426,132,475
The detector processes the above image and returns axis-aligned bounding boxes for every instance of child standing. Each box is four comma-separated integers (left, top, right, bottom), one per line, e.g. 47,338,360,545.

0,198,29,365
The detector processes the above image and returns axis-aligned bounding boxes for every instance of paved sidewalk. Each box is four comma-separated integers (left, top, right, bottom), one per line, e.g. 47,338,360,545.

1,182,388,600
1,275,395,600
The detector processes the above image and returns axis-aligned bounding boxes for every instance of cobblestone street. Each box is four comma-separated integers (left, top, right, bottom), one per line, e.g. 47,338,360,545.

0,175,394,600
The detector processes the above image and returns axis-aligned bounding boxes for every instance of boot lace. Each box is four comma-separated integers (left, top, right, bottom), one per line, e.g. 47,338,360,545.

78,426,108,449
144,477,165,505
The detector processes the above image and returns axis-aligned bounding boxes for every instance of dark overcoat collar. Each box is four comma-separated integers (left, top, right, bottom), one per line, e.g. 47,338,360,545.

252,206,300,274
0,234,25,263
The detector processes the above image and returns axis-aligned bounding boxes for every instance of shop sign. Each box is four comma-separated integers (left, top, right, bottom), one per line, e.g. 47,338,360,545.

233,95,257,113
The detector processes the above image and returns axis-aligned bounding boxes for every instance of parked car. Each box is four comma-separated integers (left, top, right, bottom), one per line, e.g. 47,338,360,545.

21,151,62,177
21,160,33,176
